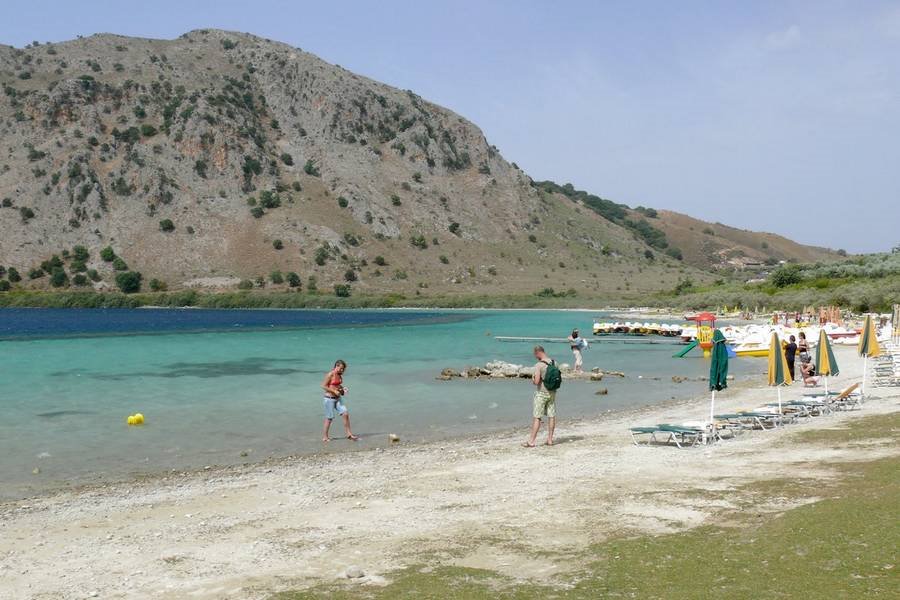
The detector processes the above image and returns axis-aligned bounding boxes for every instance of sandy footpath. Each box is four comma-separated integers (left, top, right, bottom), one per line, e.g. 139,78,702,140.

1,348,897,599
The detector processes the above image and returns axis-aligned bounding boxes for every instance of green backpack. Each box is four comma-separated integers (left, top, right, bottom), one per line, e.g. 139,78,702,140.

542,359,562,391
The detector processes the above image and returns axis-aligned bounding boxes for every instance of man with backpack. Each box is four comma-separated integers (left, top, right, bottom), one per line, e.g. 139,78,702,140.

524,345,562,447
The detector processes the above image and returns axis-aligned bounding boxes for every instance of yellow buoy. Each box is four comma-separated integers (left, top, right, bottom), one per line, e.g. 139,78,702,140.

134,413,144,424
127,415,135,425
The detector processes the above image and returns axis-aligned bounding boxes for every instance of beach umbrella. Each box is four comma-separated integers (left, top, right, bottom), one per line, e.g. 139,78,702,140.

857,314,881,397
767,332,793,414
708,329,729,424
816,329,840,396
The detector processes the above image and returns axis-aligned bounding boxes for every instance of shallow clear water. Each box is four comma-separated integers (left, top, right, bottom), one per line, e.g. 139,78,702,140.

0,308,755,499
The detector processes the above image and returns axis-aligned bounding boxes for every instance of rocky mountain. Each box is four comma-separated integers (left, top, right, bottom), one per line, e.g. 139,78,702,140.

0,30,829,299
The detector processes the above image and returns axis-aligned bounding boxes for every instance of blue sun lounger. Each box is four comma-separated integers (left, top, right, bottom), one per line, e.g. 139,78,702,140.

630,424,704,448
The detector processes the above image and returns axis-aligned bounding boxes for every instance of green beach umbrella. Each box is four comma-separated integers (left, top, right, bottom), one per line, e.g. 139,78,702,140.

857,314,881,397
816,329,839,396
767,332,792,414
708,329,729,423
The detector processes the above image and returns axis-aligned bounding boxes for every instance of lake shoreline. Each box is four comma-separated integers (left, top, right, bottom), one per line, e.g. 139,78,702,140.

1,289,635,310
2,347,896,599
4,379,760,504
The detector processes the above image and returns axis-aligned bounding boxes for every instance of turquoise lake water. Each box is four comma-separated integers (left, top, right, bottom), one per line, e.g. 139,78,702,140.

0,308,756,500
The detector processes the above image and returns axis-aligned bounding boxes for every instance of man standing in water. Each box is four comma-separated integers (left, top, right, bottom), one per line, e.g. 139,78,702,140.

321,359,359,442
524,345,562,447
567,329,588,372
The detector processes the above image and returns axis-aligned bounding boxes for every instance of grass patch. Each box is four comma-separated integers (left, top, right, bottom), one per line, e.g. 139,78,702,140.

792,411,900,445
272,455,899,599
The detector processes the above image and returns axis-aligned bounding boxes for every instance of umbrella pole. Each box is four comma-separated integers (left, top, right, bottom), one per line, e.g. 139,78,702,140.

862,355,867,398
824,375,829,397
710,390,715,425
777,386,782,421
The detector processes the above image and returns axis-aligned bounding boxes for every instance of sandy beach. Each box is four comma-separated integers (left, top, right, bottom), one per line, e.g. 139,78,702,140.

1,346,897,599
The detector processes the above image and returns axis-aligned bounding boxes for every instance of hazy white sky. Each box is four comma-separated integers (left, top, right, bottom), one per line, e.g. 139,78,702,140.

3,1,898,252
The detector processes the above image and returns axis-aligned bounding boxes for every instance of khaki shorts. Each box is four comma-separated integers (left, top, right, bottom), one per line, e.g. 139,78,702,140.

533,389,557,419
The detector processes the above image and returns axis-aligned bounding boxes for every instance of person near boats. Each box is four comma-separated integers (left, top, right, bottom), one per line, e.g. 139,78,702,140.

785,335,798,379
321,359,359,442
524,346,562,447
798,331,810,362
567,329,588,373
799,354,819,387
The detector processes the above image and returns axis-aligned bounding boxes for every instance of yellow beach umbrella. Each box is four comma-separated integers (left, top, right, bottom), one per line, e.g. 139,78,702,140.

816,329,840,396
767,332,792,414
857,314,881,397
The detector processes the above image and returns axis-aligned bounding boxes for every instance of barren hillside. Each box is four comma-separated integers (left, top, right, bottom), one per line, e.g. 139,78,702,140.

0,30,830,299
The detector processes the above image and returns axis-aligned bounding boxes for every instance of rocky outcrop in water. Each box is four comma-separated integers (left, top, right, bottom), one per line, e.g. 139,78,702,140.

437,361,625,381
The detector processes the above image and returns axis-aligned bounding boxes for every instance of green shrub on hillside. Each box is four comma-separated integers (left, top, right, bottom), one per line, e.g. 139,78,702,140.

270,271,284,284
41,255,63,273
771,264,803,287
303,159,320,176
665,247,683,260
116,271,142,294
259,190,281,209
333,284,351,297
159,219,175,232
72,245,89,261
49,268,68,287
100,246,116,261
112,257,128,271
286,272,301,288
8,268,21,282
273,239,284,250
149,278,167,292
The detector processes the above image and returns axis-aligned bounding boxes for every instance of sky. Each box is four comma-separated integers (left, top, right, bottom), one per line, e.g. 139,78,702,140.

2,1,898,253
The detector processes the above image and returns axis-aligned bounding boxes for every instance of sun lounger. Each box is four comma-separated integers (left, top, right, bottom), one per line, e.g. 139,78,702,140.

629,424,703,448
765,402,815,418
657,424,707,446
750,408,799,425
714,413,778,430
804,382,859,399
821,383,861,410
680,421,735,442
781,398,833,415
